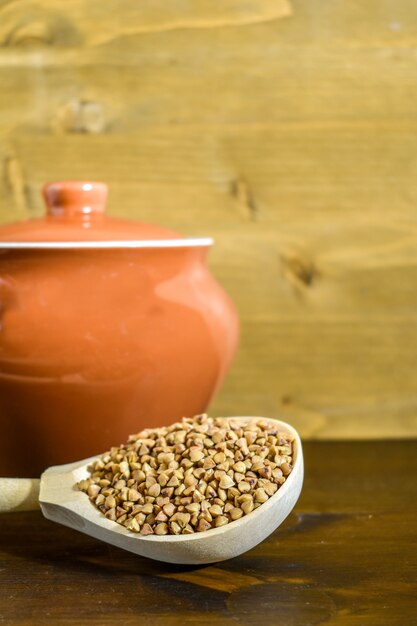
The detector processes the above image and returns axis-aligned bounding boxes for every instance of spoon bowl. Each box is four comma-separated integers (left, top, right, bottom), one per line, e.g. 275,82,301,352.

39,417,303,564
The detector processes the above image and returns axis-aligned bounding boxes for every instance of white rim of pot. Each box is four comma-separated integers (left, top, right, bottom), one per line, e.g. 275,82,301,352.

0,237,214,250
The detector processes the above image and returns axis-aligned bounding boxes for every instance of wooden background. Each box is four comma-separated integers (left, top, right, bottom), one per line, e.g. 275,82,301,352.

0,0,416,439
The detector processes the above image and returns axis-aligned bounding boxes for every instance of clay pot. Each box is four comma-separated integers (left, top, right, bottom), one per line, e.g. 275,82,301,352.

0,182,239,476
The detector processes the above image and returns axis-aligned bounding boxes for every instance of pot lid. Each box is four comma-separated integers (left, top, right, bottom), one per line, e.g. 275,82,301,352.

0,181,211,248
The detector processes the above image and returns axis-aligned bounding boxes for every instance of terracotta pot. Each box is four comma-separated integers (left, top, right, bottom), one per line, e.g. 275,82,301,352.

0,182,239,477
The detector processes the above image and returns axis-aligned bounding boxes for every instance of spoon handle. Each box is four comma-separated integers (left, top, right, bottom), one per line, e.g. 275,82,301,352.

0,478,40,512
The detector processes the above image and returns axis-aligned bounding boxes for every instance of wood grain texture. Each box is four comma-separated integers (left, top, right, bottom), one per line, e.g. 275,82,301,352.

0,1,416,438
0,441,416,625
0,0,292,47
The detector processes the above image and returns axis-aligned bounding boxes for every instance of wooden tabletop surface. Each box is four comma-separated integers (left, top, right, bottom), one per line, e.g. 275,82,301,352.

1,440,416,626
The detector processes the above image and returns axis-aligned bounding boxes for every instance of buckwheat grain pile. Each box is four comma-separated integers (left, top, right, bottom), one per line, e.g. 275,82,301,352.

78,414,294,535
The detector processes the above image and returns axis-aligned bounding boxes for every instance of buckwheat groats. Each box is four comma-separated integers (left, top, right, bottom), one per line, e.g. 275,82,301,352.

77,415,294,535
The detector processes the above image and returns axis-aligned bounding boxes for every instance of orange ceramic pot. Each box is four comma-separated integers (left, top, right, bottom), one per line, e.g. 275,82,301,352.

0,182,239,477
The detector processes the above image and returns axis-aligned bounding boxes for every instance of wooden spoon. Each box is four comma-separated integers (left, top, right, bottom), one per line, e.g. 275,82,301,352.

0,417,303,564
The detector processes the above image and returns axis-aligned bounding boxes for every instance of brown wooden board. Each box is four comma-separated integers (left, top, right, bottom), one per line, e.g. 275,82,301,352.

0,441,416,625
0,1,416,437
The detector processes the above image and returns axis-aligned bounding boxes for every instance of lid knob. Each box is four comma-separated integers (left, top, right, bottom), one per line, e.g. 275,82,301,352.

43,181,108,217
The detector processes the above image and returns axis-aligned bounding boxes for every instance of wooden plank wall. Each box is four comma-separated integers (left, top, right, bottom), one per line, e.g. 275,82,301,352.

0,0,416,438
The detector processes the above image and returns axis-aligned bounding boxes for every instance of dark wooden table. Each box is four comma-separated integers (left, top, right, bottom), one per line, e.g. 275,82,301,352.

1,441,416,626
